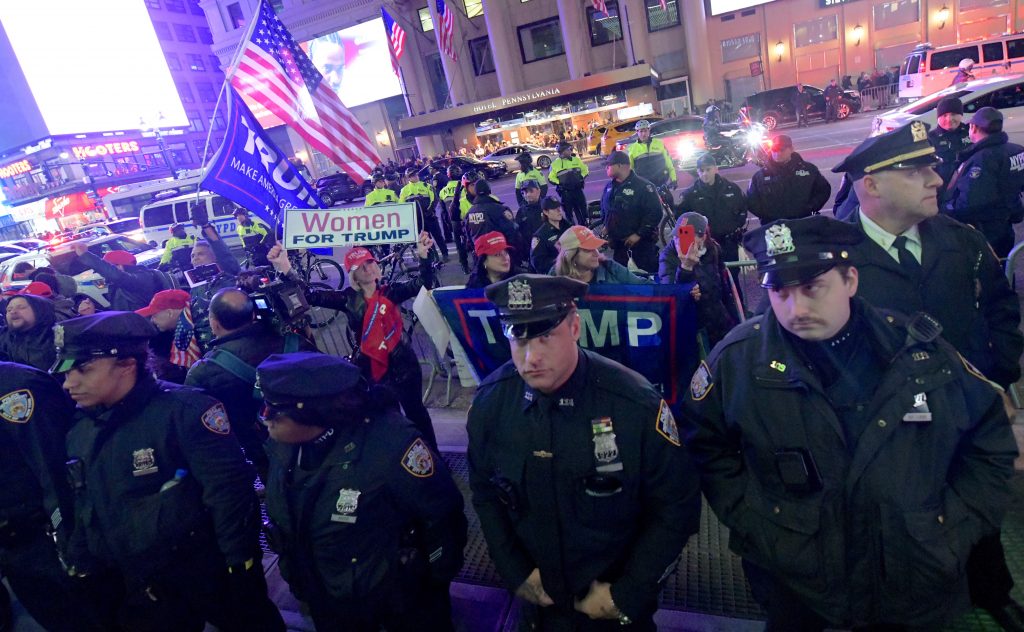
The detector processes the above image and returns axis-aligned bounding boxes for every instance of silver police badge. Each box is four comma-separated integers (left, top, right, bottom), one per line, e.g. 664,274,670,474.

911,121,928,142
132,448,158,477
331,488,360,524
591,417,622,472
507,279,533,311
0,389,34,424
765,224,795,257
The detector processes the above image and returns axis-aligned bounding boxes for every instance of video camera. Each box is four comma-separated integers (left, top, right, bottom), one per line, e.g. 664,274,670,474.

249,277,311,330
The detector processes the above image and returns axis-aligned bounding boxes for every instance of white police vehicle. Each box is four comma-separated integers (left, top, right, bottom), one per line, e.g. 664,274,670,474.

872,75,1024,137
139,190,246,249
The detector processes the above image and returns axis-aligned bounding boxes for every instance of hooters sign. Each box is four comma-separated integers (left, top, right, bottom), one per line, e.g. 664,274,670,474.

45,192,97,219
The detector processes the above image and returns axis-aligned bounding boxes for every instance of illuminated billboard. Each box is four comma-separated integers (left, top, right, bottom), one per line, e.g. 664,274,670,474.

708,0,777,16
306,18,402,109
0,0,187,136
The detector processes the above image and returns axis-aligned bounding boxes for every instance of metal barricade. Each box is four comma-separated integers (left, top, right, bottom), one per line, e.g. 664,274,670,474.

725,259,764,319
857,84,900,112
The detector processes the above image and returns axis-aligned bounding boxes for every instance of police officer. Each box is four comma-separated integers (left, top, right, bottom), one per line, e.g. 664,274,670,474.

823,78,841,123
365,173,399,207
747,135,832,222
159,224,197,270
384,170,402,196
465,179,519,251
792,84,811,128
944,106,1024,257
469,274,701,630
430,164,455,244
400,167,447,259
627,120,676,189
440,166,470,273
0,363,107,631
682,215,1018,631
56,312,284,632
600,150,664,274
928,96,972,195
548,142,589,226
258,353,467,632
677,153,748,270
234,209,272,266
835,120,1024,630
515,179,545,252
530,197,571,274
514,153,549,208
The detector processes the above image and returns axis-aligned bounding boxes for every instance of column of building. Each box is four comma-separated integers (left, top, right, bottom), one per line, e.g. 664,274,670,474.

681,0,714,107
481,0,524,94
557,0,593,79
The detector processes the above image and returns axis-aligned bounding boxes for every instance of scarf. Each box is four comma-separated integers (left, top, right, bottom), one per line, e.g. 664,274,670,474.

360,291,403,382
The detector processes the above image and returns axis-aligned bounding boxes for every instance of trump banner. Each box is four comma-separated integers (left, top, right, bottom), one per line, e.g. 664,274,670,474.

432,284,698,405
200,86,324,226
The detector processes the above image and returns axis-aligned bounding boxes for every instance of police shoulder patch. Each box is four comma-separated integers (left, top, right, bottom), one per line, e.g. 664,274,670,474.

655,400,681,446
401,438,435,478
201,403,231,435
690,361,714,401
0,389,34,423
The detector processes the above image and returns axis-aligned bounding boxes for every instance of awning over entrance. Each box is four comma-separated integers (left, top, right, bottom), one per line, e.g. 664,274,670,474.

399,64,658,137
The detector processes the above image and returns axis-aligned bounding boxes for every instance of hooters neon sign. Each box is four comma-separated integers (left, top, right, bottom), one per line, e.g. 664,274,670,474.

71,141,140,159
0,160,32,178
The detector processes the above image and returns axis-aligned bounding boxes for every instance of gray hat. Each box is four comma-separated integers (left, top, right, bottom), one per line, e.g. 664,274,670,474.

969,107,1003,133
676,212,708,237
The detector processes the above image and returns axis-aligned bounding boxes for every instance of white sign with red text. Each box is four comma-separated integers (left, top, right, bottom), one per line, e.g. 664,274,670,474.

282,203,418,249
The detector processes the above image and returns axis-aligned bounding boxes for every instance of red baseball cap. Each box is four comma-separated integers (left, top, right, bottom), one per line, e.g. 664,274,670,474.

343,247,375,273
558,225,607,251
135,289,190,317
20,281,52,298
474,231,511,257
102,250,137,266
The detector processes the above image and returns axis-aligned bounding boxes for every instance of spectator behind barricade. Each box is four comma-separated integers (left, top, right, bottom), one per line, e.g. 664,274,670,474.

72,243,163,311
530,197,571,274
467,232,516,289
857,72,872,91
553,225,649,285
0,294,59,371
657,213,739,353
136,289,202,382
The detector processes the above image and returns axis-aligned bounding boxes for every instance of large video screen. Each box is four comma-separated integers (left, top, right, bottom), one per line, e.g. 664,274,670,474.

306,18,403,109
0,0,187,136
708,0,776,16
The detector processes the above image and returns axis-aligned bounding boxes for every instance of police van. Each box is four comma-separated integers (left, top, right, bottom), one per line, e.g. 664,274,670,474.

139,190,245,249
900,33,1024,101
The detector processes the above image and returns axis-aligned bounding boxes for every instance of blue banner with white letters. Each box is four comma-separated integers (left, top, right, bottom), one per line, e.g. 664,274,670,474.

432,284,698,405
200,86,324,227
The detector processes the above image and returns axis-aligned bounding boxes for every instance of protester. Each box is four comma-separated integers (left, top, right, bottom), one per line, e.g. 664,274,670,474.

553,226,649,285
466,232,516,289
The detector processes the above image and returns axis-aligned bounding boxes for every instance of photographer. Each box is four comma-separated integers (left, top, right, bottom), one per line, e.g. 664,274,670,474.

187,218,243,350
267,233,441,449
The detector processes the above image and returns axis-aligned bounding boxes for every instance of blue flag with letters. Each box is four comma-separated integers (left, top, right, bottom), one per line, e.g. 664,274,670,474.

200,86,324,228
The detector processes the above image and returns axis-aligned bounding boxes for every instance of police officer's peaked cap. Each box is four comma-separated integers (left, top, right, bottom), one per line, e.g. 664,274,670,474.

256,352,362,405
50,312,157,374
833,120,938,179
742,216,863,289
485,274,588,339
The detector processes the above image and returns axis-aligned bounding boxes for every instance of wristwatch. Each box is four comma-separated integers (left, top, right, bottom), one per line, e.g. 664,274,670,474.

608,595,632,625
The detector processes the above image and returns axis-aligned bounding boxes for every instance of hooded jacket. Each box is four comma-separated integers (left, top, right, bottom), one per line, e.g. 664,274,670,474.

0,295,58,371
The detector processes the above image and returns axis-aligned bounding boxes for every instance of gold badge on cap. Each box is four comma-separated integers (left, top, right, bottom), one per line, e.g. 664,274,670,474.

765,224,795,257
911,121,927,142
507,279,533,311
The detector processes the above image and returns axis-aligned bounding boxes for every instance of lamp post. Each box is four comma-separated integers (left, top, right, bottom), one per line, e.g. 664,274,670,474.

140,112,177,179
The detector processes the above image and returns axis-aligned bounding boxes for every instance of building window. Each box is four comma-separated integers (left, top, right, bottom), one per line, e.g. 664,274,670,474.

197,26,213,45
209,55,222,72
465,0,483,18
165,52,182,71
176,82,195,104
873,0,919,30
418,7,434,32
587,1,623,46
518,17,565,63
187,54,206,72
173,23,197,43
188,0,205,16
165,0,186,13
721,33,760,63
960,0,1008,10
152,21,173,41
227,3,245,30
645,0,680,32
187,111,204,132
145,0,161,8
469,36,496,75
794,14,838,48
212,113,226,130
197,82,218,103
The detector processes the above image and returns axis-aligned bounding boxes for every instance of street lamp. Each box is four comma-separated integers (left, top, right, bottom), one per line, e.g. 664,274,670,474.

852,24,864,46
937,5,950,30
140,112,178,179
774,41,785,62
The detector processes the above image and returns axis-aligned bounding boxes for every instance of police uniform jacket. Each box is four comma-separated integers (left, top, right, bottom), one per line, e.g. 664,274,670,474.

677,176,748,238
159,235,197,265
515,201,543,249
468,350,701,620
364,188,399,207
530,220,571,274
547,156,588,190
747,153,832,221
65,376,260,586
657,241,738,346
627,138,676,185
846,210,1023,389
264,412,466,613
681,299,1017,627
465,194,518,245
600,171,663,243
943,132,1024,233
78,252,163,312
928,123,971,187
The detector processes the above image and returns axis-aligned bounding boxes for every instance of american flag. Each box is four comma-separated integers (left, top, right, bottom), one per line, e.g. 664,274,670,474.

436,0,458,62
171,306,201,368
231,0,380,181
381,7,405,77
592,0,608,16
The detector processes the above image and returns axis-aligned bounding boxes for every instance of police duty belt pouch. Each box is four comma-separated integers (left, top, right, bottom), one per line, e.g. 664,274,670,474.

558,169,584,190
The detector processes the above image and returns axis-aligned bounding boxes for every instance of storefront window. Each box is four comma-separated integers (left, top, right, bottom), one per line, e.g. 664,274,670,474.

873,0,919,30
646,0,680,32
470,37,496,75
518,17,565,63
587,1,622,46
794,14,838,48
960,0,1008,10
721,33,760,63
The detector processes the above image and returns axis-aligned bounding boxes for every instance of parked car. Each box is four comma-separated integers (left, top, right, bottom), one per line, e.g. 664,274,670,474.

105,217,148,243
417,156,508,181
1,239,47,252
587,114,665,156
482,144,557,171
871,74,1024,137
314,173,373,207
744,84,862,130
614,116,708,170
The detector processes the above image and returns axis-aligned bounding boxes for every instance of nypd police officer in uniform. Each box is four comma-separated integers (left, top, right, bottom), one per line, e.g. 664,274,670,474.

258,352,467,632
468,274,701,630
682,216,1017,631
836,120,1024,631
600,150,664,275
530,198,572,274
928,97,972,196
56,312,284,632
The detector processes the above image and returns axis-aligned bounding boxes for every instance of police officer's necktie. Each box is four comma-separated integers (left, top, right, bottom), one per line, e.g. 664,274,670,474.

892,235,922,279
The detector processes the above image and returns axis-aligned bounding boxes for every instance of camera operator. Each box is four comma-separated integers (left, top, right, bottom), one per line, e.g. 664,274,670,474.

185,288,316,482
266,232,441,449
187,215,243,350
